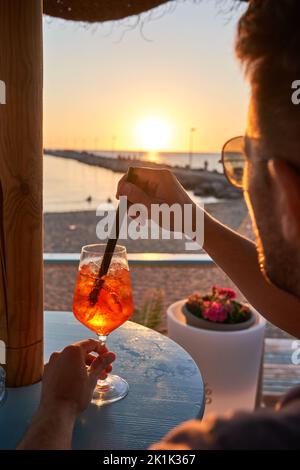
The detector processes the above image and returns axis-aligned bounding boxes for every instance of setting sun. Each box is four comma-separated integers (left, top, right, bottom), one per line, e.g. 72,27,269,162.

135,117,171,152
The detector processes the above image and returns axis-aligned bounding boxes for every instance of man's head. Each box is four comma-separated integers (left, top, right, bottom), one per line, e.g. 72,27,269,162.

236,0,300,297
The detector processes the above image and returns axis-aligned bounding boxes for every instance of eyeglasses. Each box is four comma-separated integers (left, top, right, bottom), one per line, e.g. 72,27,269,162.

221,136,246,189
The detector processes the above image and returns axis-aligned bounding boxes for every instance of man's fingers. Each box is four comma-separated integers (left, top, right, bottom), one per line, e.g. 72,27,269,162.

97,362,113,380
85,347,108,366
49,351,60,363
73,338,103,355
116,173,127,199
98,371,108,380
116,166,140,199
86,354,94,366
118,182,152,208
89,352,115,378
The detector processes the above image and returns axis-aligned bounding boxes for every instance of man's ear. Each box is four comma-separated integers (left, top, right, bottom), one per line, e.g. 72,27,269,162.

268,159,300,245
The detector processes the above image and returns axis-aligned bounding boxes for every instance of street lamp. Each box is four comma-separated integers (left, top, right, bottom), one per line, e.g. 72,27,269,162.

189,127,196,168
111,135,116,157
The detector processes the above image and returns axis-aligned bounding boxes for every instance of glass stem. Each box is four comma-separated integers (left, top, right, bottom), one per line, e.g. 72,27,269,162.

98,335,109,385
98,335,107,347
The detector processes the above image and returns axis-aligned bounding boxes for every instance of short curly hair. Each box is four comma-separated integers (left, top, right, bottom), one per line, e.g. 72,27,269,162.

235,0,300,160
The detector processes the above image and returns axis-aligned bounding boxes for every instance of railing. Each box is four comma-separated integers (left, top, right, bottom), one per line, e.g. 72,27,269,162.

43,253,214,266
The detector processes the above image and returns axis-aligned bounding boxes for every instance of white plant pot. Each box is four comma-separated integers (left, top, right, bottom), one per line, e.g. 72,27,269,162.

167,300,266,416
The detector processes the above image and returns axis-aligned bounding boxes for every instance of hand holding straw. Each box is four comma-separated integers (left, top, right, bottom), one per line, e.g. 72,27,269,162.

88,167,135,305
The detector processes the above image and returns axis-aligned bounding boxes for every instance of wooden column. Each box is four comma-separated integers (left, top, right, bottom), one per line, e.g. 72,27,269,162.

0,0,43,386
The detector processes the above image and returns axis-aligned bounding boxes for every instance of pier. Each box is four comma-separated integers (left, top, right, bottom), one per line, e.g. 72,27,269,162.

45,149,242,199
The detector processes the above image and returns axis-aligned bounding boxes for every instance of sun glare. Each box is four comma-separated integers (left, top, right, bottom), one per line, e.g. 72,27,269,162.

135,117,171,152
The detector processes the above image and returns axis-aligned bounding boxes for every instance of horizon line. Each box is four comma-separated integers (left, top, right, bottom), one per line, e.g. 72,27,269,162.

43,147,221,155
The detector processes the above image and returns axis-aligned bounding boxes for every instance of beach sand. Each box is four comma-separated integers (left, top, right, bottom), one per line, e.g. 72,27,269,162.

44,199,249,253
44,199,293,339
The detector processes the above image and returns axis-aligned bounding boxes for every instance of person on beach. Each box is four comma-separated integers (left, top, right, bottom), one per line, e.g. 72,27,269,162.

18,0,300,449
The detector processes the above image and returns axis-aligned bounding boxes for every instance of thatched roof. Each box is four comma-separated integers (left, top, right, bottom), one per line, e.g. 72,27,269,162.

43,0,171,23
43,0,249,23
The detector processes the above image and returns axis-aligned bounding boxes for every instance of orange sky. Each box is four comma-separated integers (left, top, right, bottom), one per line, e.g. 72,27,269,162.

43,1,248,153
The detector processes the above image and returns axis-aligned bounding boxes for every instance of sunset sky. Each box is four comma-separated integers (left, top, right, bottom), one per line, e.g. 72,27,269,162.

43,0,249,153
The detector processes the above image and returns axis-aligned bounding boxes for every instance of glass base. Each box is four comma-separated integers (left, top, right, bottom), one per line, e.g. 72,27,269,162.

91,374,129,406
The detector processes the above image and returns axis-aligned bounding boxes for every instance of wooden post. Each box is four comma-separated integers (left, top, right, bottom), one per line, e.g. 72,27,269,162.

0,0,43,386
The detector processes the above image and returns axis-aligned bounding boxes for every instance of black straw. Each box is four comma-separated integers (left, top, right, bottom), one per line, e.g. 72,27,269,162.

88,168,134,305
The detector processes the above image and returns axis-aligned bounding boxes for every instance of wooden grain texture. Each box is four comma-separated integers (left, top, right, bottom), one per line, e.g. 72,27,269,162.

0,313,204,450
0,1,44,386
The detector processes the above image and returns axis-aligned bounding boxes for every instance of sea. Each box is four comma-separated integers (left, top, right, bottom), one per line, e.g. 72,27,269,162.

44,151,222,213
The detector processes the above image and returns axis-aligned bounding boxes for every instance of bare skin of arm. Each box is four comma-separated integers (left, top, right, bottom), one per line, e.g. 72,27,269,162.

117,167,300,338
204,210,300,337
18,339,115,450
18,404,77,450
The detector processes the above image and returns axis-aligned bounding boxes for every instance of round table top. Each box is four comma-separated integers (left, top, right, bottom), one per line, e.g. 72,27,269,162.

0,311,204,450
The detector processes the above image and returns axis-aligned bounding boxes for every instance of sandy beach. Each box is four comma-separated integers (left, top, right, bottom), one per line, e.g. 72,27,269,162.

44,199,292,340
44,199,248,253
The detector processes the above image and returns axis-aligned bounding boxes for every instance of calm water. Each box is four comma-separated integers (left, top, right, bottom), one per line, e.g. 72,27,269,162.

44,152,221,213
44,156,122,212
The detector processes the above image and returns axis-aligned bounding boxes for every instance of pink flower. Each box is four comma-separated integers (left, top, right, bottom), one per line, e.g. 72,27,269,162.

203,302,228,323
215,287,236,300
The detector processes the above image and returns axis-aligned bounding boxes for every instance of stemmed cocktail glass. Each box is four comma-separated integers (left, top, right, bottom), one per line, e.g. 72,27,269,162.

73,244,134,405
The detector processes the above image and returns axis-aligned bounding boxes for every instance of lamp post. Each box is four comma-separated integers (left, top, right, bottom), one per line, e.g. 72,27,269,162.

189,127,196,169
111,135,116,157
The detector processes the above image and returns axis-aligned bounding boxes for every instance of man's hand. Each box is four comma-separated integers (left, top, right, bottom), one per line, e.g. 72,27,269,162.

117,167,193,209
18,339,115,450
41,339,115,415
116,167,196,232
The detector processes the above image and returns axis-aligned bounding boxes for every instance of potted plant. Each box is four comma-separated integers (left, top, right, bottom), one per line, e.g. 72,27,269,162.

183,286,256,331
167,286,266,416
